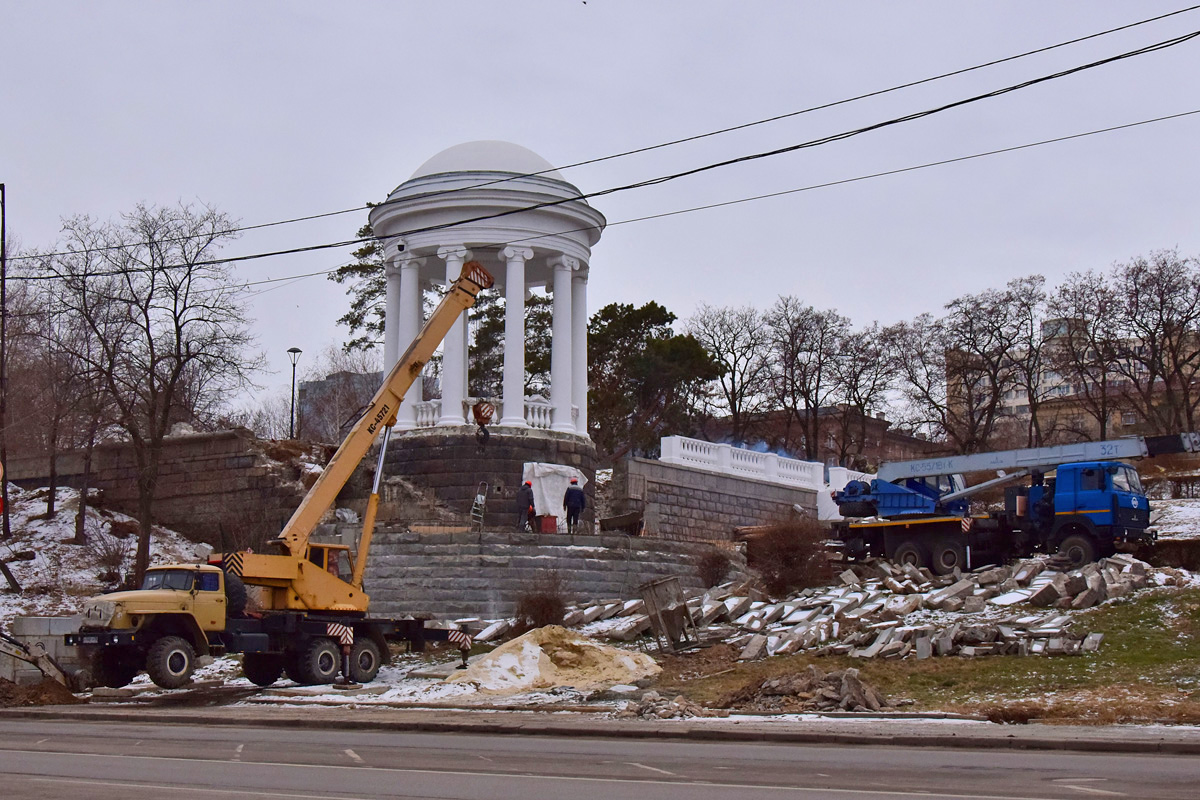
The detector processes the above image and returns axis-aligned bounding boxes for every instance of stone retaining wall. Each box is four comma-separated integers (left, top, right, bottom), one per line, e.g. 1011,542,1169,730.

386,427,597,530
360,526,742,619
609,457,818,544
5,429,309,546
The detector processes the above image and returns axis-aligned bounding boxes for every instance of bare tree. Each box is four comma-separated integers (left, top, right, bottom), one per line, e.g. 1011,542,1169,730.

1111,249,1200,433
46,203,261,583
1046,270,1125,440
1005,275,1054,447
685,304,770,443
766,298,850,460
829,323,896,468
891,285,1020,455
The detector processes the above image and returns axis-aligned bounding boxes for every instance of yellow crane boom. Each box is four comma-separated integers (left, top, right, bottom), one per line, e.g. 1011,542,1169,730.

231,261,494,612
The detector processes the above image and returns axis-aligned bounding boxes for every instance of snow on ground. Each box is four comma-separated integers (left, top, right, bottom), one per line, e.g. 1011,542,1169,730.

1152,497,1200,540
0,483,208,628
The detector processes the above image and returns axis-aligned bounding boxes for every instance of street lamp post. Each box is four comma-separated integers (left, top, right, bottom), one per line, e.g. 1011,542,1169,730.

287,347,302,439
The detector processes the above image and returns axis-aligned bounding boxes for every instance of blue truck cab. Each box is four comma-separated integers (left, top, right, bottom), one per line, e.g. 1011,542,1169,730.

1023,461,1151,554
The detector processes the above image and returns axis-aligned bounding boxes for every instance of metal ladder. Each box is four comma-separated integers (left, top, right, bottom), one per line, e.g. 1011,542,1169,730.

470,482,488,531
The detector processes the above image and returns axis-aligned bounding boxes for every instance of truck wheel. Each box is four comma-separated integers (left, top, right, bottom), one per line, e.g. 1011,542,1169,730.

349,639,382,683
837,501,876,518
242,653,284,687
146,636,196,689
1058,534,1098,569
296,638,341,685
91,648,138,689
223,569,247,618
282,651,308,684
930,538,966,576
892,539,926,569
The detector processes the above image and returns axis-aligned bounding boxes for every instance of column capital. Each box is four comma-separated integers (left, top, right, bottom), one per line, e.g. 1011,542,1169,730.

500,245,534,263
548,254,580,272
437,244,472,263
397,254,425,272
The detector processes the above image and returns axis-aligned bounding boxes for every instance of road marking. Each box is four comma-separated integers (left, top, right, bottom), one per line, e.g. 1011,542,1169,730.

34,739,48,745
1052,779,1107,784
477,755,494,763
2,749,1091,799
34,778,366,800
344,748,363,764
1058,786,1125,797
625,761,676,776
233,743,244,762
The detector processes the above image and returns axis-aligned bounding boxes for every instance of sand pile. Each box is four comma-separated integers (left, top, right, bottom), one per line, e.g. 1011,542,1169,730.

447,625,660,694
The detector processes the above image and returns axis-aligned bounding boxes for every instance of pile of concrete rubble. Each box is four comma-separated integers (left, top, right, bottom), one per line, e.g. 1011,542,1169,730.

721,665,894,713
461,553,1156,663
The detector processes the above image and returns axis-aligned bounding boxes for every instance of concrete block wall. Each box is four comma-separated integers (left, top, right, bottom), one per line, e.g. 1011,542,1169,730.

361,526,742,619
1,616,82,685
6,429,309,545
385,428,598,530
610,457,817,544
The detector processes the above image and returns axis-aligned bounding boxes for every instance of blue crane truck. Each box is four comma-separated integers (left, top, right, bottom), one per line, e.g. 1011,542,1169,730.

832,433,1200,574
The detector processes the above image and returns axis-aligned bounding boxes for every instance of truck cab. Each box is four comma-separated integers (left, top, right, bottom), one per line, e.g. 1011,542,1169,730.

1041,461,1151,556
67,564,235,689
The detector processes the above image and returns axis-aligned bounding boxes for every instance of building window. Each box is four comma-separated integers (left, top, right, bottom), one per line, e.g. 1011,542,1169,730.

1122,411,1137,426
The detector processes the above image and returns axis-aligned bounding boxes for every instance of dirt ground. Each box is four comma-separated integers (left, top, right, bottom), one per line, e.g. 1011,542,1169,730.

0,678,83,708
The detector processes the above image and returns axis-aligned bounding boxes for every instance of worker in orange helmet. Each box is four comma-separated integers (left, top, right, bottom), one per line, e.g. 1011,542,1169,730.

563,477,586,534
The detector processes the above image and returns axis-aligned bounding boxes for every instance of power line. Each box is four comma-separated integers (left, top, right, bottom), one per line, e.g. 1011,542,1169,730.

199,106,1200,297
12,4,1200,263
16,25,1200,285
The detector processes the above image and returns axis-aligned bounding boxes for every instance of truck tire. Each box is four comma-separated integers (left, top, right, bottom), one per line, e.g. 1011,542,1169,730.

930,538,967,576
295,638,341,685
349,639,382,683
282,651,307,684
1058,534,1098,569
146,635,196,689
837,501,876,518
242,653,284,687
891,539,926,569
91,648,138,689
223,569,247,618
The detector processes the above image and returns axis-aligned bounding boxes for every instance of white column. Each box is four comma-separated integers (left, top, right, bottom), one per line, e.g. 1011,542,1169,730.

395,254,425,430
437,245,472,426
499,246,533,426
571,271,588,436
549,254,578,432
382,257,402,371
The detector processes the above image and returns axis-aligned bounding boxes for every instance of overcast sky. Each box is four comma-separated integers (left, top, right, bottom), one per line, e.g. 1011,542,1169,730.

4,1,1200,407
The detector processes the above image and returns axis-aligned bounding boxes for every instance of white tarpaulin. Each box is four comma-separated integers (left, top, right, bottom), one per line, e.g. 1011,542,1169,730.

522,462,588,524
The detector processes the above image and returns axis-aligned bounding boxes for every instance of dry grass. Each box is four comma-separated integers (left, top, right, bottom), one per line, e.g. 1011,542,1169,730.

741,519,833,597
513,570,568,633
650,586,1200,724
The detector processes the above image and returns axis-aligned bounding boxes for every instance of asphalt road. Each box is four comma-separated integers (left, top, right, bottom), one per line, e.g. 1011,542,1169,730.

0,719,1197,800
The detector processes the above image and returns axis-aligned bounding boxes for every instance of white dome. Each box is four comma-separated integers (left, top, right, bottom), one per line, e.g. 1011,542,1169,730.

409,140,564,181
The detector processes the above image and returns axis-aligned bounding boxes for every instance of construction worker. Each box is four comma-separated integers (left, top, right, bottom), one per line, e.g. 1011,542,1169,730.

516,480,535,532
563,477,586,534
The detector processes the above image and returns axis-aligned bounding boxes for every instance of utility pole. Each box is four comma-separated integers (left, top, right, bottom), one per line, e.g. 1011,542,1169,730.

1,182,9,540
288,347,302,439
0,183,18,594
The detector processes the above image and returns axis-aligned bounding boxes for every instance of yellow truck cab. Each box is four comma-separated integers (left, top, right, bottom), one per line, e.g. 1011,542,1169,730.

68,563,239,688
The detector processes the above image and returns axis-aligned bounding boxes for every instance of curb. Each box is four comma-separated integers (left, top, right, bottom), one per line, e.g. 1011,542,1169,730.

3,707,1199,755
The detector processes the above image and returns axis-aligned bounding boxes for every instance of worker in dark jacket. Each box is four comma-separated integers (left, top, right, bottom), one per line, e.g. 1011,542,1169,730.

563,477,586,534
516,480,535,532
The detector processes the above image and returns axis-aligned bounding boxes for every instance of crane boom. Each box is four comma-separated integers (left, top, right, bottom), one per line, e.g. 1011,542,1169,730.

274,260,494,558
876,433,1200,483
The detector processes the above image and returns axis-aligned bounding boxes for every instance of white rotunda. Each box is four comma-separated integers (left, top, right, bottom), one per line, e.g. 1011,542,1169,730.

370,141,605,438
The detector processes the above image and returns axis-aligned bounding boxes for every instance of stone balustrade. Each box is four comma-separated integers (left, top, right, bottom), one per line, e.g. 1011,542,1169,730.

411,395,577,431
659,435,824,490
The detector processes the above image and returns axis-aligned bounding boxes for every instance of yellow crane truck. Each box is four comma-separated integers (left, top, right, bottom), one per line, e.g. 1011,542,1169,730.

66,261,494,689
